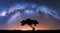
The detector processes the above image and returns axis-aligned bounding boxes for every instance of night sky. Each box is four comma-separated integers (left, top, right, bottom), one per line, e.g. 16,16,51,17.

0,0,60,30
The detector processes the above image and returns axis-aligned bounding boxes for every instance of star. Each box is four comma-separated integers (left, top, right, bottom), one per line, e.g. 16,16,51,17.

0,11,7,16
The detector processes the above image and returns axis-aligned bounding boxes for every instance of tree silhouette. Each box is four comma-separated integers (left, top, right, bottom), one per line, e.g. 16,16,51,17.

21,18,39,30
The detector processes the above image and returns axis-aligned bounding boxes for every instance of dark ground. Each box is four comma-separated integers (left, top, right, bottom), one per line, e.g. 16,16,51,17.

0,30,60,33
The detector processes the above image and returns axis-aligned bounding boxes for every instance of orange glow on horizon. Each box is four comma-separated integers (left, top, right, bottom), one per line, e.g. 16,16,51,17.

6,25,55,30
7,27,53,30
2,22,56,30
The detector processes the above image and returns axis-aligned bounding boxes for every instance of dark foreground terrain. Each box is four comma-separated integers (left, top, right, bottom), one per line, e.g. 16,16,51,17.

0,30,60,33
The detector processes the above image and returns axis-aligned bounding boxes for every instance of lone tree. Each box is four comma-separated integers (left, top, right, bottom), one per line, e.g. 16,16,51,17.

21,18,39,30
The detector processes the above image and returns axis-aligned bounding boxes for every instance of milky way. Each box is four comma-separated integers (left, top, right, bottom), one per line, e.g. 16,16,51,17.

0,0,60,30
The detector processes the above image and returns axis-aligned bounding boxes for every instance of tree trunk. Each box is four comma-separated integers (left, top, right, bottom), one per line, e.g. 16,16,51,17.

30,25,35,31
